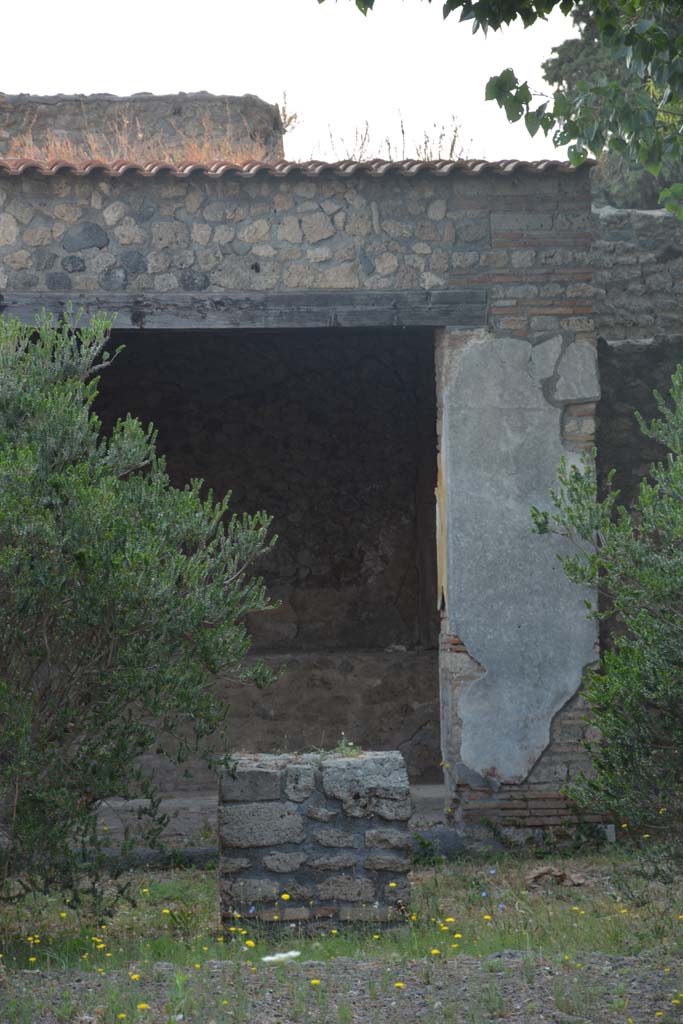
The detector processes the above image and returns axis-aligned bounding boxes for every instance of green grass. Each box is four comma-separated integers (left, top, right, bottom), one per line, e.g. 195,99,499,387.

2,848,683,971
1,848,682,1023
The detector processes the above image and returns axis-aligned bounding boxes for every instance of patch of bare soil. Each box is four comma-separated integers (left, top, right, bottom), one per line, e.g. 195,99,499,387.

6,950,683,1024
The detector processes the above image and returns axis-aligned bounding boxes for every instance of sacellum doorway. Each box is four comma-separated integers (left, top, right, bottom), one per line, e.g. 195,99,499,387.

95,325,441,798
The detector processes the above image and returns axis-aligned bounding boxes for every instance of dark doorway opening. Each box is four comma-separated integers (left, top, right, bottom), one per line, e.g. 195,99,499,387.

95,327,440,782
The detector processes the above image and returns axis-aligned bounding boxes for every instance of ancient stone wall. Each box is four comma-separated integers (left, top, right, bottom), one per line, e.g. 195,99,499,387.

218,751,411,928
0,159,600,830
594,205,683,347
594,206,683,504
0,167,589,299
0,93,284,163
437,205,683,834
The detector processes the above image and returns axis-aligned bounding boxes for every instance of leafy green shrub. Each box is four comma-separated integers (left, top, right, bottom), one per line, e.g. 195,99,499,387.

532,365,683,849
0,311,275,907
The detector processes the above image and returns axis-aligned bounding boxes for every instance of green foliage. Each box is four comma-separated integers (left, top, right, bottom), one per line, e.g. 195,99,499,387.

0,311,275,909
410,831,443,866
324,0,683,217
531,366,683,844
543,1,683,209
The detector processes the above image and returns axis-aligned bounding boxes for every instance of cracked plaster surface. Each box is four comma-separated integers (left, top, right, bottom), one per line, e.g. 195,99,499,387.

438,330,598,782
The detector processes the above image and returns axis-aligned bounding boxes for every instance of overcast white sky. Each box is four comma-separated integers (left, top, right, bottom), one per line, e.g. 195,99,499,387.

4,0,576,161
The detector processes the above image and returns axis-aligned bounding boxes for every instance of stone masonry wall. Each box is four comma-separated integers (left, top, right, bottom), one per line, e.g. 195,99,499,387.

594,206,683,504
441,204,683,834
219,752,411,928
594,205,683,347
0,168,590,299
0,161,600,830
1,160,680,833
0,93,284,163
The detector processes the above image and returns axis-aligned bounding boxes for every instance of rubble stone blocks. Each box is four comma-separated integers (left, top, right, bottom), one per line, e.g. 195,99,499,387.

218,752,411,929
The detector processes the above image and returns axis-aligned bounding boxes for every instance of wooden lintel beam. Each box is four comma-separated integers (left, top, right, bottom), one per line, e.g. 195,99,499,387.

0,288,488,330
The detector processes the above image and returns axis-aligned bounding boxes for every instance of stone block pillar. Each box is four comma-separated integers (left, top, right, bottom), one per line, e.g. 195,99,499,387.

218,751,411,929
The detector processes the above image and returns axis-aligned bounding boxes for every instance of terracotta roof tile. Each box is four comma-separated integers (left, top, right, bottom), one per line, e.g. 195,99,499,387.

0,157,589,178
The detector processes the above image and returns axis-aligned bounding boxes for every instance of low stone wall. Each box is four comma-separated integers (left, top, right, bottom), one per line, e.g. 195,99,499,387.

219,752,411,928
0,92,284,163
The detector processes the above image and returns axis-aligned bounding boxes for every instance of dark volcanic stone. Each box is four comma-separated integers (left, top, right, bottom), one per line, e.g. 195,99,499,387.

62,221,109,252
99,266,128,291
61,254,86,273
121,250,147,275
179,268,210,291
45,271,72,291
35,250,57,271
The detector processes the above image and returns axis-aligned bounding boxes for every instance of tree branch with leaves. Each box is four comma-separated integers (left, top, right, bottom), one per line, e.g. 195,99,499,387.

321,0,683,216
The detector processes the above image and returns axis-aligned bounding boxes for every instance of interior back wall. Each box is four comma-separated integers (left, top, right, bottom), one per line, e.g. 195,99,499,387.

95,328,438,652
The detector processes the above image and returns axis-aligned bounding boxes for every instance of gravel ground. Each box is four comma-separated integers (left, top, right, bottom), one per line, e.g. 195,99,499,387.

6,950,683,1024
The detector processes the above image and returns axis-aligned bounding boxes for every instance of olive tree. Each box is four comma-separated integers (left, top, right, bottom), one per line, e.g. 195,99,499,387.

0,311,275,907
531,367,683,846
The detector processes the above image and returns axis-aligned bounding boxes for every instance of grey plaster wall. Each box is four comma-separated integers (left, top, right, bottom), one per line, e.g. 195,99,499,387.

437,328,598,786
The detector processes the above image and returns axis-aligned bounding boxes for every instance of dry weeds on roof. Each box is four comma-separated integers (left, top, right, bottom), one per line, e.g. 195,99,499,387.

2,110,268,168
